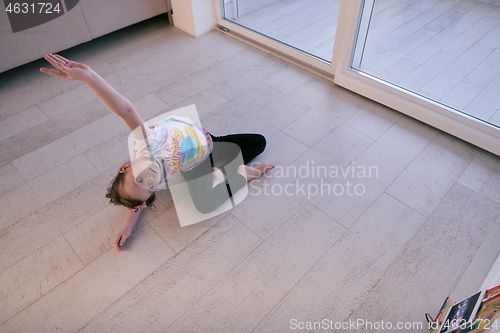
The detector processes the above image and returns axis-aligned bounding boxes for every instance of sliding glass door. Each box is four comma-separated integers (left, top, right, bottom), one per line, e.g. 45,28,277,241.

352,0,500,128
215,0,340,72
334,0,500,155
214,0,500,155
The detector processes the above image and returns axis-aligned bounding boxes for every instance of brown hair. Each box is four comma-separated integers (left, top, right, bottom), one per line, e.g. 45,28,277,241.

106,171,156,210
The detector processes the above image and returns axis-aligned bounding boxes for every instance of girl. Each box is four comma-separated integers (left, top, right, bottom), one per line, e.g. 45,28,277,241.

40,54,274,252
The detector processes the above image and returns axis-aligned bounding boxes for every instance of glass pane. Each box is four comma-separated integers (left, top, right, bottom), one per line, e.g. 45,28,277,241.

352,0,500,129
221,0,341,62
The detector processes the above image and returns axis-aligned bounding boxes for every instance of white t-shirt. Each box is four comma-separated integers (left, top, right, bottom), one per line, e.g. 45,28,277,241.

130,116,213,186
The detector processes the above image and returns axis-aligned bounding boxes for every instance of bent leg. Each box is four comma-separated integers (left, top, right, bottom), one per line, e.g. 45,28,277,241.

180,134,267,214
211,133,266,165
180,142,246,214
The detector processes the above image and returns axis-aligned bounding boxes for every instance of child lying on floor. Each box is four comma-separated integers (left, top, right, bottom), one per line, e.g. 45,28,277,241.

40,53,274,251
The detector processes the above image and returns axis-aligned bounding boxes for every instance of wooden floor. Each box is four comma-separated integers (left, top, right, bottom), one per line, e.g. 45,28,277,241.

1,15,500,333
233,0,500,127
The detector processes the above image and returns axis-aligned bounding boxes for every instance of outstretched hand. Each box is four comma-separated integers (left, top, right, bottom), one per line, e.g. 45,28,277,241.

113,227,133,252
40,53,91,81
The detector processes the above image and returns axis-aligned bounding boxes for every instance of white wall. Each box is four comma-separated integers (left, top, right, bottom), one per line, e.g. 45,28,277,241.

171,0,216,37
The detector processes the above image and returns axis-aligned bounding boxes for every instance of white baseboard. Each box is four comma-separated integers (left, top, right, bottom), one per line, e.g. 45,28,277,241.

172,14,215,37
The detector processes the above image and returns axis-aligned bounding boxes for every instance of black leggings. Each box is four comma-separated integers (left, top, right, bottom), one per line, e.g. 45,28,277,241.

180,133,266,214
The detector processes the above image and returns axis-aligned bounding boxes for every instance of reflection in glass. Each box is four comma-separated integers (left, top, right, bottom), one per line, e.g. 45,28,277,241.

221,0,340,62
352,0,500,128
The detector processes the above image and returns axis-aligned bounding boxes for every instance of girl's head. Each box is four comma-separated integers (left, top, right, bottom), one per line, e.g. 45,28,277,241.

106,162,158,211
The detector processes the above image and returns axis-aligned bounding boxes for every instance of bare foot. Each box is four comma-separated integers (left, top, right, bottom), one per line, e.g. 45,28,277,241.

212,167,226,188
238,164,275,182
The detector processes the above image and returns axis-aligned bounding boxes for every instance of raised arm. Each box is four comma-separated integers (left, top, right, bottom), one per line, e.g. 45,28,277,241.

40,54,150,139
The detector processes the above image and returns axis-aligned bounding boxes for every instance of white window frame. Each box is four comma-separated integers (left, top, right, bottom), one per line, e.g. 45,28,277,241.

332,0,500,156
